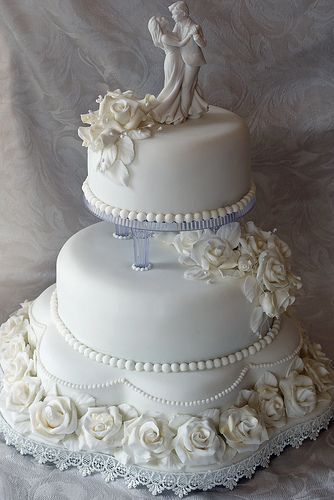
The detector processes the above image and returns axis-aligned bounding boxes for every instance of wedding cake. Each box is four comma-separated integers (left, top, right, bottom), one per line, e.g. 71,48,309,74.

0,2,333,496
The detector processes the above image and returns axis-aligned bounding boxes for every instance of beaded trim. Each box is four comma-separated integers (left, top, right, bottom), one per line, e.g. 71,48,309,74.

37,325,303,407
82,178,256,225
51,291,281,373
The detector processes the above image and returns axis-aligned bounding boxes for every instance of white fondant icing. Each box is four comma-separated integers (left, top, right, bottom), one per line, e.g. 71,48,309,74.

86,106,252,216
56,222,270,364
51,290,281,372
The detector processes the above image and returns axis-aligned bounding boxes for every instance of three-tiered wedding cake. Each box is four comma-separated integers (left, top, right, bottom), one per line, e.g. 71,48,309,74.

0,2,333,496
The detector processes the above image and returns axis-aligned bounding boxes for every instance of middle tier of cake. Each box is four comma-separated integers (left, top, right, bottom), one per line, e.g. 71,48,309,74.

56,222,269,364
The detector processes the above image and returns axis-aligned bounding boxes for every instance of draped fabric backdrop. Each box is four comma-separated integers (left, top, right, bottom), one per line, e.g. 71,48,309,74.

0,1,333,498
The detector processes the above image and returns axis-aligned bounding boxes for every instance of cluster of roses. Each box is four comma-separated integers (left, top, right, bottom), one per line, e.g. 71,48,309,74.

78,89,157,186
0,305,333,469
166,221,303,333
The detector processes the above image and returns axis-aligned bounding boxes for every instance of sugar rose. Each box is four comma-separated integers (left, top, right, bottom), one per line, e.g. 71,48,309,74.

77,404,137,452
254,373,286,428
279,371,317,418
3,351,35,389
173,416,225,466
302,358,333,392
219,405,268,453
120,415,175,466
0,315,29,345
30,396,78,443
192,234,239,271
3,376,43,415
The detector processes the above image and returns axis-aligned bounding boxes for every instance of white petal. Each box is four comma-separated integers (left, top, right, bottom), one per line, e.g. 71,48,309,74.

250,306,264,333
117,136,135,166
99,144,117,171
217,222,241,248
243,276,259,303
106,159,129,186
128,128,152,140
184,266,209,281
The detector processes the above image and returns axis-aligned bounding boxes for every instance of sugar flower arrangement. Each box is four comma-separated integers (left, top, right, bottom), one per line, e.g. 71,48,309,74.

78,90,158,186
160,222,302,333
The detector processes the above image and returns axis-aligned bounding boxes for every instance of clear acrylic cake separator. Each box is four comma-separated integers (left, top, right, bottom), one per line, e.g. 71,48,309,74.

84,195,256,271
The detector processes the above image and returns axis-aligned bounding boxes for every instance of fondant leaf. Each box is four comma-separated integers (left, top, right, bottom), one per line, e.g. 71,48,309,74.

106,159,129,186
71,393,95,417
217,222,241,248
243,276,259,303
184,266,208,281
250,306,264,333
117,135,134,166
255,371,278,390
199,408,220,427
99,144,117,172
128,128,152,140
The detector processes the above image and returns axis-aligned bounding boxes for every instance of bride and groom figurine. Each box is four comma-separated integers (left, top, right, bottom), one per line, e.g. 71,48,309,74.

148,1,208,125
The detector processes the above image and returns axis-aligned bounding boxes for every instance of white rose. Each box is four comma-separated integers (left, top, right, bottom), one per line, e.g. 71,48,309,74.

29,396,78,443
77,404,137,452
0,315,29,345
238,254,254,273
219,405,268,453
257,251,290,292
259,288,295,318
120,415,175,466
99,92,153,132
301,338,331,365
192,232,239,271
173,231,203,265
302,358,333,392
0,335,30,363
279,371,317,418
240,222,271,256
173,416,225,466
3,351,36,389
254,372,286,428
3,376,43,415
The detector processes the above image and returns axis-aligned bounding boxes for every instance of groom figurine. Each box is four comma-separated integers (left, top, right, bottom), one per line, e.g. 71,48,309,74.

169,1,206,118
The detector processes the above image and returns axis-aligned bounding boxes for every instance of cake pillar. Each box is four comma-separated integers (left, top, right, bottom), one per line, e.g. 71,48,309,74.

131,229,153,271
113,224,132,240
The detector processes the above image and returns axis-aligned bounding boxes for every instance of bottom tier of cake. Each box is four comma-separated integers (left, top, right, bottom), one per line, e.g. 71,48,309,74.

0,291,333,485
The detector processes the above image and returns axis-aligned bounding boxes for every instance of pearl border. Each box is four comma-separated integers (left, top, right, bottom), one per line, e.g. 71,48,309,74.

37,328,303,407
82,179,256,225
51,290,281,374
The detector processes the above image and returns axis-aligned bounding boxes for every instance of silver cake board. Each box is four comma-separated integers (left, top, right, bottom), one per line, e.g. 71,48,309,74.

0,398,333,498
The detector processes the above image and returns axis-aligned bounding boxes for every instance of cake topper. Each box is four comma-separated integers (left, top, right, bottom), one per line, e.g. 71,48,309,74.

148,1,208,124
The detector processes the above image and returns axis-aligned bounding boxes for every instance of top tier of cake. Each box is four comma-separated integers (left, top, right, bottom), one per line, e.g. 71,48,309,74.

84,106,254,224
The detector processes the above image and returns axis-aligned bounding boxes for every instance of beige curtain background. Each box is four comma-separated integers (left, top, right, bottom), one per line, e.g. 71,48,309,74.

0,1,333,497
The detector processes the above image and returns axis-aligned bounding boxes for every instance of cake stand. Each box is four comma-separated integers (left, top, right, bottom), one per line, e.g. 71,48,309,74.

0,387,333,498
84,195,256,271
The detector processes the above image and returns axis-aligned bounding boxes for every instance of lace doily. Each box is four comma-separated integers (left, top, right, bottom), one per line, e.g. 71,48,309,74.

0,399,333,498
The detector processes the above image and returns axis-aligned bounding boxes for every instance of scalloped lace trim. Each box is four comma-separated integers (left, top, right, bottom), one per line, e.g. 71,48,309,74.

0,400,333,498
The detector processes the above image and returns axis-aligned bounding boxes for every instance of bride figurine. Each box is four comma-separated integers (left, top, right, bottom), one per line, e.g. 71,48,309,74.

148,15,208,125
